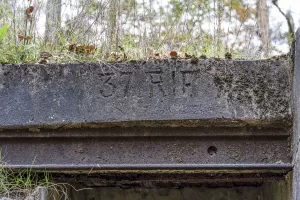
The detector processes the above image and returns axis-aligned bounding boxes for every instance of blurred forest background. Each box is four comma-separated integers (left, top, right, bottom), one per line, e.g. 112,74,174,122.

0,0,298,63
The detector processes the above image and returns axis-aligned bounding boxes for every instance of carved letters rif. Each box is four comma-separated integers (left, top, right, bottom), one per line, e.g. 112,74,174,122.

96,68,200,98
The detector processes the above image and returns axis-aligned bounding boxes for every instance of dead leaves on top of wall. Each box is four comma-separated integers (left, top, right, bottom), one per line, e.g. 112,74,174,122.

68,44,96,55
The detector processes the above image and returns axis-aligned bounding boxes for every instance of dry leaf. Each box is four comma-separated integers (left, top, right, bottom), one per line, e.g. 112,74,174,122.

68,44,77,52
40,52,52,59
18,34,24,41
68,44,96,55
25,6,34,19
75,45,86,54
170,51,178,58
27,6,34,14
85,45,96,54
24,36,32,41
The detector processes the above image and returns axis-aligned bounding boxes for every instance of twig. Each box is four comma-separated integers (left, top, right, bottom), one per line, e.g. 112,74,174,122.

272,0,295,42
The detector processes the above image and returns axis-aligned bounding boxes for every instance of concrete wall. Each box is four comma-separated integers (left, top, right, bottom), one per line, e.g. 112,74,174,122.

292,29,300,200
0,48,295,199
61,181,290,200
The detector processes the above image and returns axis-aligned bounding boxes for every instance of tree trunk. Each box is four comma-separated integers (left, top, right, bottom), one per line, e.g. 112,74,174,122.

108,0,118,52
44,0,62,44
257,0,269,57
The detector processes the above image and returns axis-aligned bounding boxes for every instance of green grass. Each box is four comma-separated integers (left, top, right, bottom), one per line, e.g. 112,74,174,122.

0,165,48,198
0,162,66,199
0,23,244,65
0,155,70,200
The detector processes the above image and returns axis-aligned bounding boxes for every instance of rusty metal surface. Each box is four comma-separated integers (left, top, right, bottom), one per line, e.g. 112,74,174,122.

0,127,291,172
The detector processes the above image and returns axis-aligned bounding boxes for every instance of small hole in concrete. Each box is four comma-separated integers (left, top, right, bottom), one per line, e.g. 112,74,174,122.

207,146,217,156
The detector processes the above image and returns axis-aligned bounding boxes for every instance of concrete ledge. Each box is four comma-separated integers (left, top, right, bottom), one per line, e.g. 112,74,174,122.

0,127,291,169
292,28,300,200
0,58,292,129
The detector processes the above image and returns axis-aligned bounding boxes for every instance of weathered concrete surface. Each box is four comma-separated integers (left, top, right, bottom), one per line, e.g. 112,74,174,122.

0,58,291,129
2,180,289,200
292,29,300,200
61,180,290,200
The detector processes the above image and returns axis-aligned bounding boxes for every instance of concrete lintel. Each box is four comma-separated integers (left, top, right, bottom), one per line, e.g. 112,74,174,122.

0,58,292,129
